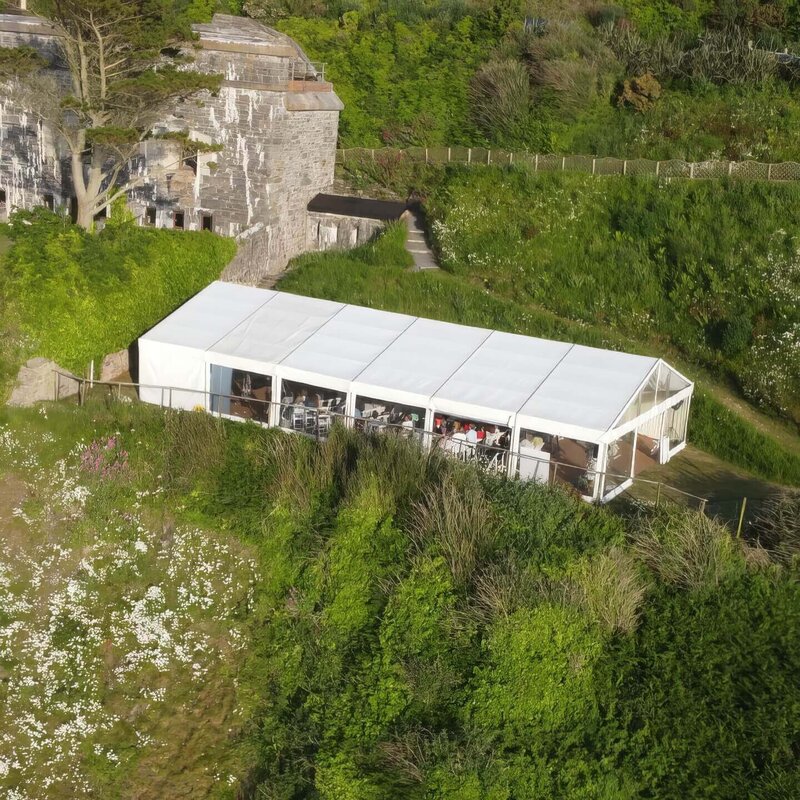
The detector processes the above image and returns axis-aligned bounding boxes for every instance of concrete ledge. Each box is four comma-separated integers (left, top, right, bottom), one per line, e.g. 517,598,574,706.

221,79,334,94
0,13,58,37
198,39,297,58
285,91,344,112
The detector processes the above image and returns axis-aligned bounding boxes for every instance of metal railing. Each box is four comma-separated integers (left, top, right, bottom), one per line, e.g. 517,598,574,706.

336,147,800,182
54,370,708,512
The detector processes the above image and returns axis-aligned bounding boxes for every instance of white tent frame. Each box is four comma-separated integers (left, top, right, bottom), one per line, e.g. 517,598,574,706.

138,282,695,502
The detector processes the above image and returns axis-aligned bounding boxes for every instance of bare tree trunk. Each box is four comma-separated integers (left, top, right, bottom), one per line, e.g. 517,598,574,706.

70,137,105,230
70,150,93,230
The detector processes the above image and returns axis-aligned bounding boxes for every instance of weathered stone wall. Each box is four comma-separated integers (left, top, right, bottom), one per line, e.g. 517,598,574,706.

0,13,342,282
0,24,65,216
308,212,385,251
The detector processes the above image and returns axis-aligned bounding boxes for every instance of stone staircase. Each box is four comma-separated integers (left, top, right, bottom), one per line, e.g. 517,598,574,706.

403,208,438,271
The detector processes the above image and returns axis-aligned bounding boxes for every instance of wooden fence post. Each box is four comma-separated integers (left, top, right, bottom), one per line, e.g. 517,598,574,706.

534,153,539,171
425,148,429,164
698,498,707,515
592,158,596,175
655,483,661,507
656,160,660,177
487,149,491,165
623,159,628,176
467,147,472,164
736,497,747,538
689,162,695,179
767,163,773,181
447,147,451,162
561,155,566,171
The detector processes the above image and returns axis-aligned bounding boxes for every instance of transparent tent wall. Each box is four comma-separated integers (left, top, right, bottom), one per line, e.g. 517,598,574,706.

604,430,636,497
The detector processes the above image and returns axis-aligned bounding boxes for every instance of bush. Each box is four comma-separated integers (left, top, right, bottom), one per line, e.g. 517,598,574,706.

631,507,744,590
574,546,648,633
0,210,235,377
617,71,662,111
469,59,539,149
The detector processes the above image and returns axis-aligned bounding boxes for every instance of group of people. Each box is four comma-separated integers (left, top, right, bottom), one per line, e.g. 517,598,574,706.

433,417,510,462
356,406,418,437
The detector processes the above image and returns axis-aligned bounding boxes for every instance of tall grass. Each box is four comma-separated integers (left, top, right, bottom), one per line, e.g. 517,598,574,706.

280,220,800,486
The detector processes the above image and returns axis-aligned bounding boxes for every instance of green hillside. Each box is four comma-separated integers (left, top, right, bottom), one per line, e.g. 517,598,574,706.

1,399,799,797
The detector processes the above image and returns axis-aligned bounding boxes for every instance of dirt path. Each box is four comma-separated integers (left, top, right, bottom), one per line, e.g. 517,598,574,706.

704,382,800,457
0,473,29,550
630,444,784,524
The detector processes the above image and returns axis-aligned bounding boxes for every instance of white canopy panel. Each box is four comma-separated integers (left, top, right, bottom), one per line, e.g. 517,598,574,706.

519,345,658,433
140,281,691,439
352,318,491,400
212,292,344,364
281,304,416,381
432,330,573,416
140,282,275,349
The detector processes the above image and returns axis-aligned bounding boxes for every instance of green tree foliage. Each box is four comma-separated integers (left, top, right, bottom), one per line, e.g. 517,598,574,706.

0,209,235,374
275,13,488,147
172,421,800,798
0,1,221,229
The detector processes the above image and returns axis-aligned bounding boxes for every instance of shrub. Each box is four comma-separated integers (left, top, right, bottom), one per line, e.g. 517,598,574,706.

468,605,603,743
468,59,536,149
719,315,753,357
409,473,496,587
574,546,648,634
751,490,800,565
617,71,662,111
0,210,235,377
631,507,744,590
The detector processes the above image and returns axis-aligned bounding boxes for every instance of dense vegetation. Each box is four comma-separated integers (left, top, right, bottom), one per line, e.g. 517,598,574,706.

238,0,800,160
425,168,800,423
3,398,798,797
0,209,235,386
280,223,800,485
234,423,800,799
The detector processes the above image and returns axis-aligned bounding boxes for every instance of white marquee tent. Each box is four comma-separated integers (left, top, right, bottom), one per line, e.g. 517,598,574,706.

138,281,694,501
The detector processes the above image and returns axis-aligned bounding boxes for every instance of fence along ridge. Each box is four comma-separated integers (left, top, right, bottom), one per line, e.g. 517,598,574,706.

336,147,800,182
54,369,710,513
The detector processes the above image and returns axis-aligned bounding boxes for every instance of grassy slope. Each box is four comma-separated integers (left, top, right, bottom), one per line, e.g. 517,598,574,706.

3,399,798,798
0,400,257,798
278,223,800,486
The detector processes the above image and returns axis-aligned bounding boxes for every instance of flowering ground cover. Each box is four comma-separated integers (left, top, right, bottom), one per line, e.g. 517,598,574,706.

1,398,799,798
0,404,258,798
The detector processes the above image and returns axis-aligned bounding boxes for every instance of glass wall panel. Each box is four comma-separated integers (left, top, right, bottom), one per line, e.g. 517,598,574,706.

657,365,690,404
666,399,690,450
210,365,272,422
522,432,599,495
433,412,511,472
280,378,346,436
604,430,636,497
354,395,425,438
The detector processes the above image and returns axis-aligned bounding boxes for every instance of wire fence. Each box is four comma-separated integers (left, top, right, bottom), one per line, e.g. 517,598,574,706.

337,147,800,182
55,370,709,515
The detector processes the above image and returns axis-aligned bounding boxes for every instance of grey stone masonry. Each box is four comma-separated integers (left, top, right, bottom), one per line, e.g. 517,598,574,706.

0,12,343,282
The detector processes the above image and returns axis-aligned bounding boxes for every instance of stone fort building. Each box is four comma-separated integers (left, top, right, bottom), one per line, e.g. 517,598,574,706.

0,7,344,282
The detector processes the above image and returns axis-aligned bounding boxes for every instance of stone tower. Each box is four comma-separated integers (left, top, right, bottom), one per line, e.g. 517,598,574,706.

0,10,343,283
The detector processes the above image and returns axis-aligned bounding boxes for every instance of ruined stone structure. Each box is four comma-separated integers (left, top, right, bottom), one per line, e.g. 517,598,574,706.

0,10,343,282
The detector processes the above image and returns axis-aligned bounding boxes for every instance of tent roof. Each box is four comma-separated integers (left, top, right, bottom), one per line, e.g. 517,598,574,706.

141,281,690,437
517,345,659,433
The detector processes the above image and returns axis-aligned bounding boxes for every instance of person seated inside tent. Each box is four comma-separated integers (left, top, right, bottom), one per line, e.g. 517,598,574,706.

434,415,510,464
355,397,425,436
519,433,550,484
